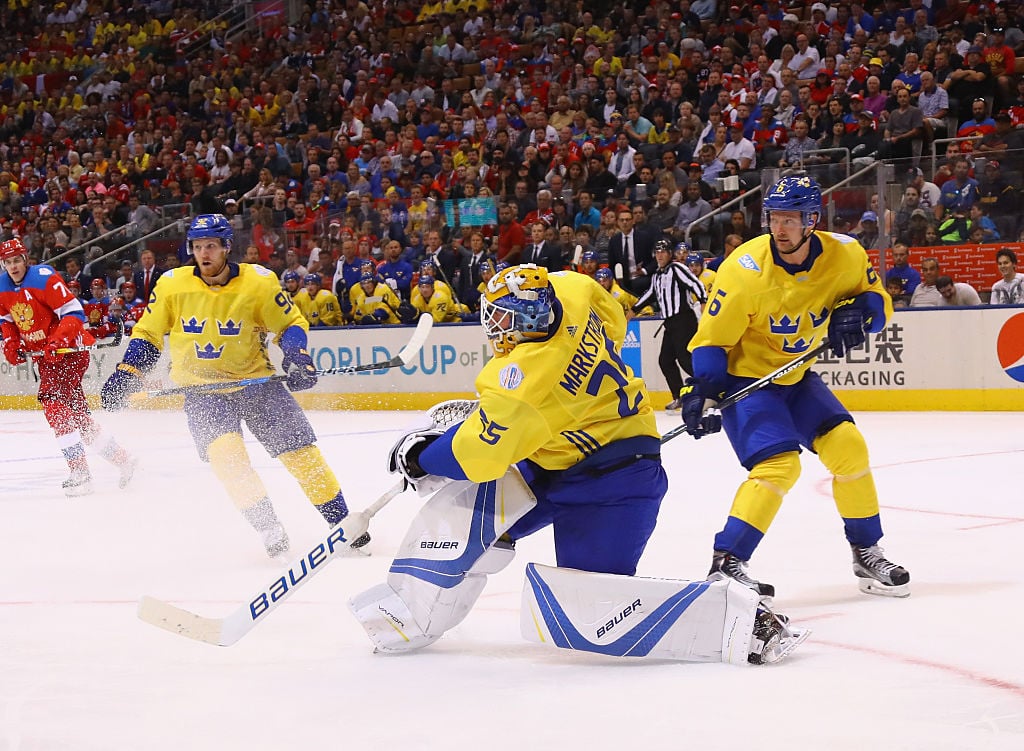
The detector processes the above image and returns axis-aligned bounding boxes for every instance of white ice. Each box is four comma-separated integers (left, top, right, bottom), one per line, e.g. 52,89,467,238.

1,408,1022,751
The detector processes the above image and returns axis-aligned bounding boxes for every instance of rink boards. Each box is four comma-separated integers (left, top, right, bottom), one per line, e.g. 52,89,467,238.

1,307,1022,411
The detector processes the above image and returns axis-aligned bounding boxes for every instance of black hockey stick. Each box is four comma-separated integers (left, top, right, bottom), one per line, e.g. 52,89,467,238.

16,318,124,358
660,339,831,444
144,313,432,397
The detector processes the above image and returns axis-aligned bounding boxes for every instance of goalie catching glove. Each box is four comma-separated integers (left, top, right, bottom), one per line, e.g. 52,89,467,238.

680,377,725,439
386,400,480,495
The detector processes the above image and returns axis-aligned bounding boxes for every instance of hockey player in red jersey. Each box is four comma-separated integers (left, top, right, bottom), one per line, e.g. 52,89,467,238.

0,238,136,496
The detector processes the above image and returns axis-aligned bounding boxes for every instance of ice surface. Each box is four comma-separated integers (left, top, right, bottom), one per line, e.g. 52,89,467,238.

1,409,1022,750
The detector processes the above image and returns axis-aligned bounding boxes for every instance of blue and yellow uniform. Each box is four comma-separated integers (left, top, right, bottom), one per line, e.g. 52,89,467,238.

689,230,892,560
103,216,354,551
306,288,343,327
411,280,469,323
419,268,668,575
351,281,401,324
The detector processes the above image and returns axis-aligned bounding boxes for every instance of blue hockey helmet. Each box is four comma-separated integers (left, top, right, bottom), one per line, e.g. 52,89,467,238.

304,273,322,287
673,240,691,256
763,175,822,228
581,250,598,263
480,264,554,357
494,262,510,272
595,266,613,281
282,270,301,284
186,213,233,254
686,252,705,267
360,271,377,285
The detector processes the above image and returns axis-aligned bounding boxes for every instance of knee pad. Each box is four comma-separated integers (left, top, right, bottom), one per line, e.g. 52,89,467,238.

349,469,535,653
207,433,268,510
725,452,801,541
277,445,341,506
814,420,869,479
748,451,802,496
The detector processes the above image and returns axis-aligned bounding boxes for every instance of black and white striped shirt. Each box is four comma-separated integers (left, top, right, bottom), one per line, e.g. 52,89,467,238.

632,261,706,320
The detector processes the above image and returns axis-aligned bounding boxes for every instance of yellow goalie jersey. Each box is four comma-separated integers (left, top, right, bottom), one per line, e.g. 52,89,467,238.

350,283,401,324
307,289,342,326
451,272,659,482
131,263,308,386
689,231,892,384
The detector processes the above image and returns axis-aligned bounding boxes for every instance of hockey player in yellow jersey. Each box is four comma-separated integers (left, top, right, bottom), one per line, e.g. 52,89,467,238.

101,214,367,557
391,264,667,574
595,266,653,317
351,271,401,324
680,176,910,598
684,248,716,302
303,274,342,326
286,270,314,321
410,260,453,308
413,276,469,323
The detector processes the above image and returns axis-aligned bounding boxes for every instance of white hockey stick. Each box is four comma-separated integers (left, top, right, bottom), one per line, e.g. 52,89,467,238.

137,481,405,646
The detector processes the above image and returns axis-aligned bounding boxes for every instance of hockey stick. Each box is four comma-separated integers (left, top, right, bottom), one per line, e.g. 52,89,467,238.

660,339,832,445
16,319,124,358
137,480,406,646
144,313,433,397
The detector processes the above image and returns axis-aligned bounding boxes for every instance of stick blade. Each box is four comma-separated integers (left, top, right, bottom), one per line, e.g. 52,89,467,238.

137,596,230,646
396,314,434,366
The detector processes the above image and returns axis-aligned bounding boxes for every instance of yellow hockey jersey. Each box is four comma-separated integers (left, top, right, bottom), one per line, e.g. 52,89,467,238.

350,283,401,324
307,289,342,326
131,263,308,386
604,280,654,317
413,285,469,323
451,272,658,481
291,288,313,323
689,232,892,385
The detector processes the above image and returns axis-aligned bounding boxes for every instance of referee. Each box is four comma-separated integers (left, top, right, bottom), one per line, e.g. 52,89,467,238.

631,239,707,412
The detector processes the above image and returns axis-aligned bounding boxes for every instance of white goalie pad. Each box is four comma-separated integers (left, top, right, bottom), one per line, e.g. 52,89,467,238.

520,563,772,666
349,467,536,653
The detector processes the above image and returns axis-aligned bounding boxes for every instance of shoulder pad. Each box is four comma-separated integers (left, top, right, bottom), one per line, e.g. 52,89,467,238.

824,231,857,245
252,265,272,277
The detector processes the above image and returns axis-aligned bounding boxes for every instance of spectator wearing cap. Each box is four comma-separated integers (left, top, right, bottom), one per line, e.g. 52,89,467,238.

721,121,756,172
765,13,799,60
983,26,1016,107
855,211,882,249
977,113,1024,161
947,48,993,123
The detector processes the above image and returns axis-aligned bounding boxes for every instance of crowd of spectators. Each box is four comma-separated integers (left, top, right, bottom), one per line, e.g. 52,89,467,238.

3,0,1024,328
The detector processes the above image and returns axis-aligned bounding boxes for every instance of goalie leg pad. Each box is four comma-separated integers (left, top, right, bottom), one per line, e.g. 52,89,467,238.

349,469,535,653
520,563,805,666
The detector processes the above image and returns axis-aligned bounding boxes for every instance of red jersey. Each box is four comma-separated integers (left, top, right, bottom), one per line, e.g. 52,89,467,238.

0,264,94,352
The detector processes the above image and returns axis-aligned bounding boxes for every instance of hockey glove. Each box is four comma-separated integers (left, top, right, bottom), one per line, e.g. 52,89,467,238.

282,348,317,391
680,377,725,439
2,336,25,366
397,301,418,324
101,364,143,411
43,315,89,363
827,297,870,357
387,428,444,493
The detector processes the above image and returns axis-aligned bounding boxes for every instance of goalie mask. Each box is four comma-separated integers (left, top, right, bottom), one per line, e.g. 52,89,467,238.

479,263,554,357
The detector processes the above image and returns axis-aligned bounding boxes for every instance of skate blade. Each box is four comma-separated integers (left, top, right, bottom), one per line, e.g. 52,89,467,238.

64,481,94,497
763,626,811,664
857,578,910,598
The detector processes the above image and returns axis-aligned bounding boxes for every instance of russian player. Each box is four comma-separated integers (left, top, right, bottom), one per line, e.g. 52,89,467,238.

0,238,136,496
301,274,342,326
350,271,401,325
350,265,806,665
680,176,910,598
100,214,365,557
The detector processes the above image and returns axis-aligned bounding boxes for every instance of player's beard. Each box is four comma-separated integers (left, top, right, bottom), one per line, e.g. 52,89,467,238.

199,254,229,284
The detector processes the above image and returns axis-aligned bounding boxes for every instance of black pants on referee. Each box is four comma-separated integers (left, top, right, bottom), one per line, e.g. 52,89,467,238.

660,312,699,399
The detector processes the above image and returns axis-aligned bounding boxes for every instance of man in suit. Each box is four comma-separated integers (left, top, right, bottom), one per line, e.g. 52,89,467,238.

62,256,90,299
520,221,561,273
461,231,495,310
607,206,657,295
133,248,162,303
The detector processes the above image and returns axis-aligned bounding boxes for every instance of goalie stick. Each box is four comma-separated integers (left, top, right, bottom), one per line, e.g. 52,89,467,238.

660,339,831,445
144,313,432,397
136,399,480,646
137,480,405,646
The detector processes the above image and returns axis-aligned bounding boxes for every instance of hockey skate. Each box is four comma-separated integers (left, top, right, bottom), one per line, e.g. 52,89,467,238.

664,399,682,413
851,545,910,597
62,469,93,497
708,551,775,600
117,456,139,490
748,606,810,665
259,523,290,558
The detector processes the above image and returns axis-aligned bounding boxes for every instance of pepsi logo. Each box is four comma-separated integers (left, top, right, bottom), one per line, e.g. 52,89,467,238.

996,312,1024,383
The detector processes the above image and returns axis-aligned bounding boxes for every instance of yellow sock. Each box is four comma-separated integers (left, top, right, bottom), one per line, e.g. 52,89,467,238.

207,433,268,511
278,445,342,508
814,422,880,519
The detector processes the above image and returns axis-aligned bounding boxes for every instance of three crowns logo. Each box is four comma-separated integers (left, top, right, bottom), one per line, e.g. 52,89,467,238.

195,342,225,360
181,316,206,334
217,319,242,336
769,314,800,335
